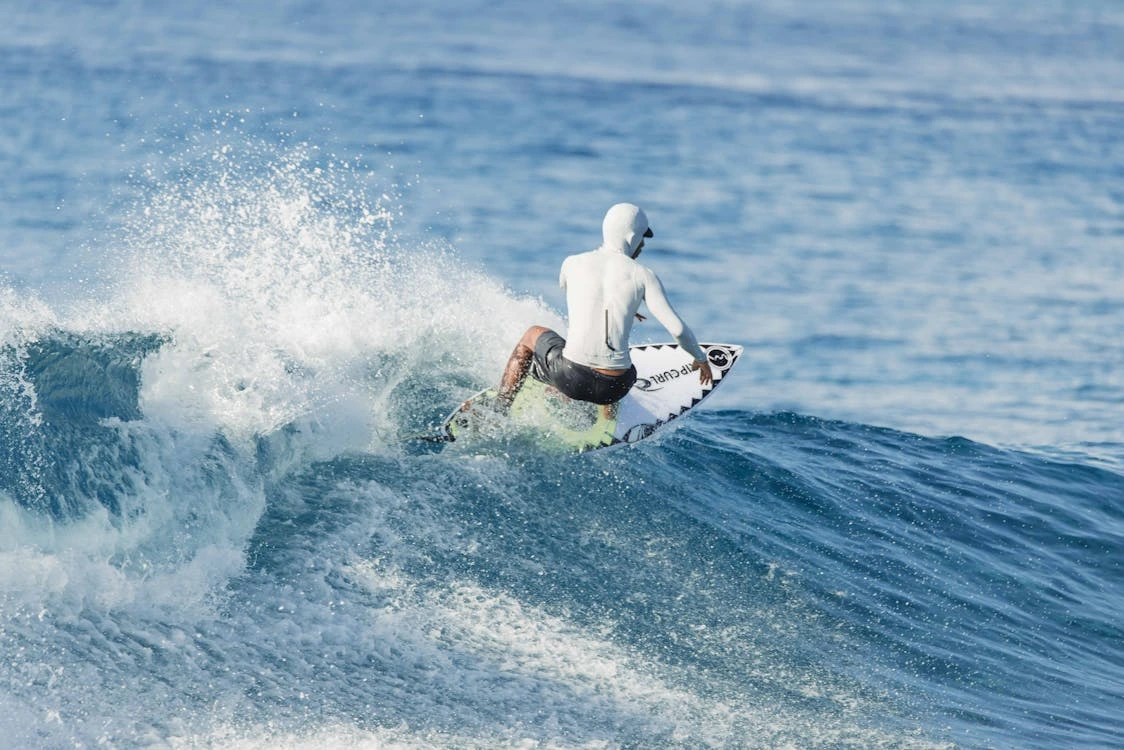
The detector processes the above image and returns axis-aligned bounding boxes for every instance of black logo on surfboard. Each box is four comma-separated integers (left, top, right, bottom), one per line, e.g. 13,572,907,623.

707,348,731,369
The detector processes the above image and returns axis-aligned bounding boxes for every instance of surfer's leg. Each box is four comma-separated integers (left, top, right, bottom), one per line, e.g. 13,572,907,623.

497,326,551,411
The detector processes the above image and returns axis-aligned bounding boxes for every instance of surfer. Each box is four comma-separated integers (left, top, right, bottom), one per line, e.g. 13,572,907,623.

493,202,712,412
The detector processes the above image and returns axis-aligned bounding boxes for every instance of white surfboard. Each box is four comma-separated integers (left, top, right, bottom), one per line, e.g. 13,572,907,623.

437,343,742,453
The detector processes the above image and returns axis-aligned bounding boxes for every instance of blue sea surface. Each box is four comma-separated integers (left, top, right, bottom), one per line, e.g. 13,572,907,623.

2,1,1123,748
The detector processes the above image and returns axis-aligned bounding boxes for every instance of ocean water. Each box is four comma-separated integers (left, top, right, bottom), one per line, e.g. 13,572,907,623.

2,1,1123,748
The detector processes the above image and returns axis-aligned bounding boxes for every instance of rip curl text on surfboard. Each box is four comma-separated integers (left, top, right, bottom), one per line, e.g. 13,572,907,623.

649,364,697,384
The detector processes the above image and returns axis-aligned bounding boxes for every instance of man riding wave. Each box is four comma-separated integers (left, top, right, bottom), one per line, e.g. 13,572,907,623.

493,203,712,411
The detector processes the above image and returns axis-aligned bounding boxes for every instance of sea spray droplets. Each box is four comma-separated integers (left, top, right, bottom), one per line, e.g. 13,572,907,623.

107,134,560,448
109,141,397,442
124,143,395,312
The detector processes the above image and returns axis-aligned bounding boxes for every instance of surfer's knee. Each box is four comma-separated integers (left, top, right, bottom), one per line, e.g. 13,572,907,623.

519,325,552,351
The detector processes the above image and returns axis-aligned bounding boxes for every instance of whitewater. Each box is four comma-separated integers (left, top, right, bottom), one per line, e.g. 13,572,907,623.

2,1,1123,748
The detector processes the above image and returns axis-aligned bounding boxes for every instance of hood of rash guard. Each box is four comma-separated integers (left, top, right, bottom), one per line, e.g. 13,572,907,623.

600,203,651,255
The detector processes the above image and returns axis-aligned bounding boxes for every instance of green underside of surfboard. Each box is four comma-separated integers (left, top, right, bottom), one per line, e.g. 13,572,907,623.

446,377,618,453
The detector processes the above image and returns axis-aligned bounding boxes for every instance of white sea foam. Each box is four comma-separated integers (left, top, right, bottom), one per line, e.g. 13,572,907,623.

80,139,564,455
0,136,566,613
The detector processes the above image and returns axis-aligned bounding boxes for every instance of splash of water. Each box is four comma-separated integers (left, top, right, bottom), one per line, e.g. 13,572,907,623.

0,133,562,613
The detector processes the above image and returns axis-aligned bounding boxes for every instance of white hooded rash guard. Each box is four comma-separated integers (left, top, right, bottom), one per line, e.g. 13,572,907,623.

560,203,707,370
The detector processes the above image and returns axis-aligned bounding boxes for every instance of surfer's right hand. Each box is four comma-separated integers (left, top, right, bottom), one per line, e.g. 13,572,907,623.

692,359,714,386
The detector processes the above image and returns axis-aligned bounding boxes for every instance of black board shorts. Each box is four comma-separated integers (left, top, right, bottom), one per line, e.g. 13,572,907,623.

529,330,637,405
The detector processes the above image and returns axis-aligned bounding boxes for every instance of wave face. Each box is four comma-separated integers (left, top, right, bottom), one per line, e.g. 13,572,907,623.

0,148,1121,748
2,332,1122,748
